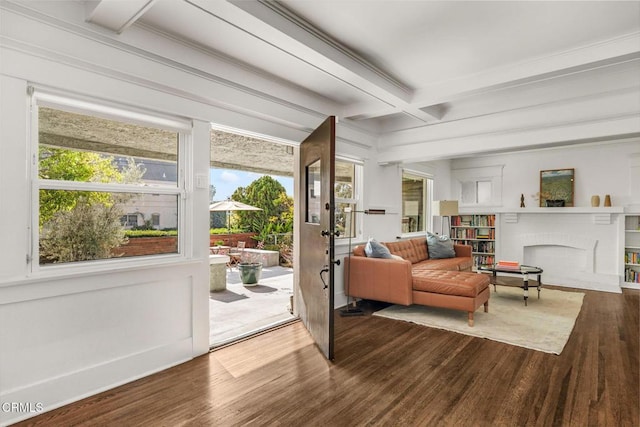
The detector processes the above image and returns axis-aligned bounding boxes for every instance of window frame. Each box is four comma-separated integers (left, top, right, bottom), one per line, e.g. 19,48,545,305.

334,157,363,242
29,89,191,274
401,169,434,236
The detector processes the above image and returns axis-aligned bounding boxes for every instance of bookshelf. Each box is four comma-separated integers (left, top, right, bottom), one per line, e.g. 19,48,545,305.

624,215,640,288
450,214,496,270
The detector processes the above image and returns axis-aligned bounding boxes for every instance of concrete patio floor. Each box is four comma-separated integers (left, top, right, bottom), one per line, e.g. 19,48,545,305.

209,265,295,347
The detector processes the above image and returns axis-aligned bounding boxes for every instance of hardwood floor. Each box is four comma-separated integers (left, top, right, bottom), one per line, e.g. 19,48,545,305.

15,286,639,426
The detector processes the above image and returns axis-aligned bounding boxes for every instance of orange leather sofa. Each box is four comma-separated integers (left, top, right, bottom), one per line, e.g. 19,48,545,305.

344,237,490,326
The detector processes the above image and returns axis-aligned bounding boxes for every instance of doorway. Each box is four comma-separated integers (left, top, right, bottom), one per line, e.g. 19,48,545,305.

208,127,296,348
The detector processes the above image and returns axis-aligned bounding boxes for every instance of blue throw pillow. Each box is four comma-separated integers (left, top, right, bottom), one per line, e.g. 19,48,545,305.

426,232,455,259
364,238,392,259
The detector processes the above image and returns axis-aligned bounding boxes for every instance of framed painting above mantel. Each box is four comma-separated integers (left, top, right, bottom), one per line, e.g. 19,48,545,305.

539,168,574,207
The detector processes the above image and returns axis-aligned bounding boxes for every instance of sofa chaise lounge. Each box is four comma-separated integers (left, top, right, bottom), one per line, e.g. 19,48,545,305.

344,237,490,326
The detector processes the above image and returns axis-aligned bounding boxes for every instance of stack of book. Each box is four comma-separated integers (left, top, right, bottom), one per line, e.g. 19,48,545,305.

496,260,520,270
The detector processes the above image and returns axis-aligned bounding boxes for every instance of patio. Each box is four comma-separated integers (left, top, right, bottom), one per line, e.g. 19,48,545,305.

209,265,295,347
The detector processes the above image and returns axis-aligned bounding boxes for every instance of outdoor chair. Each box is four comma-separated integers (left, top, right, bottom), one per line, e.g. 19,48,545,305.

228,241,246,269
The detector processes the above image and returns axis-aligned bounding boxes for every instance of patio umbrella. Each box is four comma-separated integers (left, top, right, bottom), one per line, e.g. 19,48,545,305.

209,199,262,232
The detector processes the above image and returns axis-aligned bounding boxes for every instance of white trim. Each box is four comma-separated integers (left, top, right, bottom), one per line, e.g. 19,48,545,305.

33,88,192,132
37,180,182,194
29,90,191,274
401,169,432,234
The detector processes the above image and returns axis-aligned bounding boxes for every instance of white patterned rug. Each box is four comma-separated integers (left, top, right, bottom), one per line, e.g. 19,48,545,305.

373,286,584,354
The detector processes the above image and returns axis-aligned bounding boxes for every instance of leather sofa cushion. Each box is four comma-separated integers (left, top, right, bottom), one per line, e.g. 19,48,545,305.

353,240,471,270
352,245,366,257
410,238,429,261
413,258,473,272
412,270,489,297
385,240,420,263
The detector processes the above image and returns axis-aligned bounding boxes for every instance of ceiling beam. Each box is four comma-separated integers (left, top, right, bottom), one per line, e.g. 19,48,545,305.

85,0,157,34
412,33,640,108
344,33,640,122
213,0,442,123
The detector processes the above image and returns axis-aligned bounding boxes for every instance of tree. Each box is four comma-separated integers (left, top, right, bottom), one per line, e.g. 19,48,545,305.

39,148,144,227
231,175,293,242
38,147,145,262
209,184,216,202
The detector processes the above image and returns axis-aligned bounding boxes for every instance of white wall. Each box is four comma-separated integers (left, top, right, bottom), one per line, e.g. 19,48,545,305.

450,138,640,209
449,138,640,292
0,73,212,425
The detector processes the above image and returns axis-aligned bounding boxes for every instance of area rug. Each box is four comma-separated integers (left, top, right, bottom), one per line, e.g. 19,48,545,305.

373,286,585,354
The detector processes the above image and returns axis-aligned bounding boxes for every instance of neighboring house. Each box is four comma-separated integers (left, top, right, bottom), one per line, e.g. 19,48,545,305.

113,157,178,230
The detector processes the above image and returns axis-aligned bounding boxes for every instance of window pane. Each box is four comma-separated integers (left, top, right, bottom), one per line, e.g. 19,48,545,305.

335,202,355,238
335,161,355,199
477,181,492,204
39,190,178,265
306,160,321,224
402,173,425,233
38,106,178,185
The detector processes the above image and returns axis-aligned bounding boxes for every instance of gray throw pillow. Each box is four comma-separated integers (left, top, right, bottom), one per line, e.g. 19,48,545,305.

426,232,455,259
364,238,392,259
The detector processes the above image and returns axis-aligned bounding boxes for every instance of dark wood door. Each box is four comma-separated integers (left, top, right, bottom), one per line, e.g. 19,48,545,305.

297,116,336,360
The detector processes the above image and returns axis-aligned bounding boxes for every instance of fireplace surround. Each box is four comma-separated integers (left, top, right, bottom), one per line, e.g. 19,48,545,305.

493,208,623,293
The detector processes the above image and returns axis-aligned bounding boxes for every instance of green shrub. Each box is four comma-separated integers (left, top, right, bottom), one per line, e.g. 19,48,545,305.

41,199,127,263
209,228,244,235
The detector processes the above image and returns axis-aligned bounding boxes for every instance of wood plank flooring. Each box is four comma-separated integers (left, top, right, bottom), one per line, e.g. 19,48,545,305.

15,286,639,426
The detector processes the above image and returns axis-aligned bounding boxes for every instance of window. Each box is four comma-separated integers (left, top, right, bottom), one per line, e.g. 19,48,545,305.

453,165,504,207
401,171,432,234
334,159,362,239
122,214,140,228
306,160,321,224
32,91,189,267
460,180,491,204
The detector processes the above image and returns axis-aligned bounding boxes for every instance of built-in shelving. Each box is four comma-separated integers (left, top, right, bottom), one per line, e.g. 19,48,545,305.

623,215,640,289
450,214,496,270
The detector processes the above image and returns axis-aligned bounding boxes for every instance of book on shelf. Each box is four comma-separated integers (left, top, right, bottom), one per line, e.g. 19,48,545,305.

625,251,639,265
625,267,640,283
496,260,520,269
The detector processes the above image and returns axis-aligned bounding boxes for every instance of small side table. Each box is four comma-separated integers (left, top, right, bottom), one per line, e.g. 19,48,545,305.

209,254,230,291
477,265,543,306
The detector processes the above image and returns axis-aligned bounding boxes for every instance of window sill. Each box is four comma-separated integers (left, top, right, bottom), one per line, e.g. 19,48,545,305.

0,255,202,290
400,231,427,239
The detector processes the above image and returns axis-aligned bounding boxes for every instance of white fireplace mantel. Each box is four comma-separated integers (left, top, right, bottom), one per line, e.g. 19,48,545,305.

491,207,624,225
495,208,623,293
494,207,624,214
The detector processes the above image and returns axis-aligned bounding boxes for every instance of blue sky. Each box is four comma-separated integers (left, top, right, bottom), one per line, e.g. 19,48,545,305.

209,168,293,201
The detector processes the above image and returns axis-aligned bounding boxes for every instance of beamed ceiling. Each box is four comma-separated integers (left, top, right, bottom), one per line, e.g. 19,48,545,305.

21,0,640,165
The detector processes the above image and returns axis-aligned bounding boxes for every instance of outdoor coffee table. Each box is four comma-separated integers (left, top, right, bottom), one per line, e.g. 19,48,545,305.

477,265,543,306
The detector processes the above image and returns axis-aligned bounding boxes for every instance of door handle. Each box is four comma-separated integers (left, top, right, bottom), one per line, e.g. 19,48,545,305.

321,230,341,237
319,265,329,289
